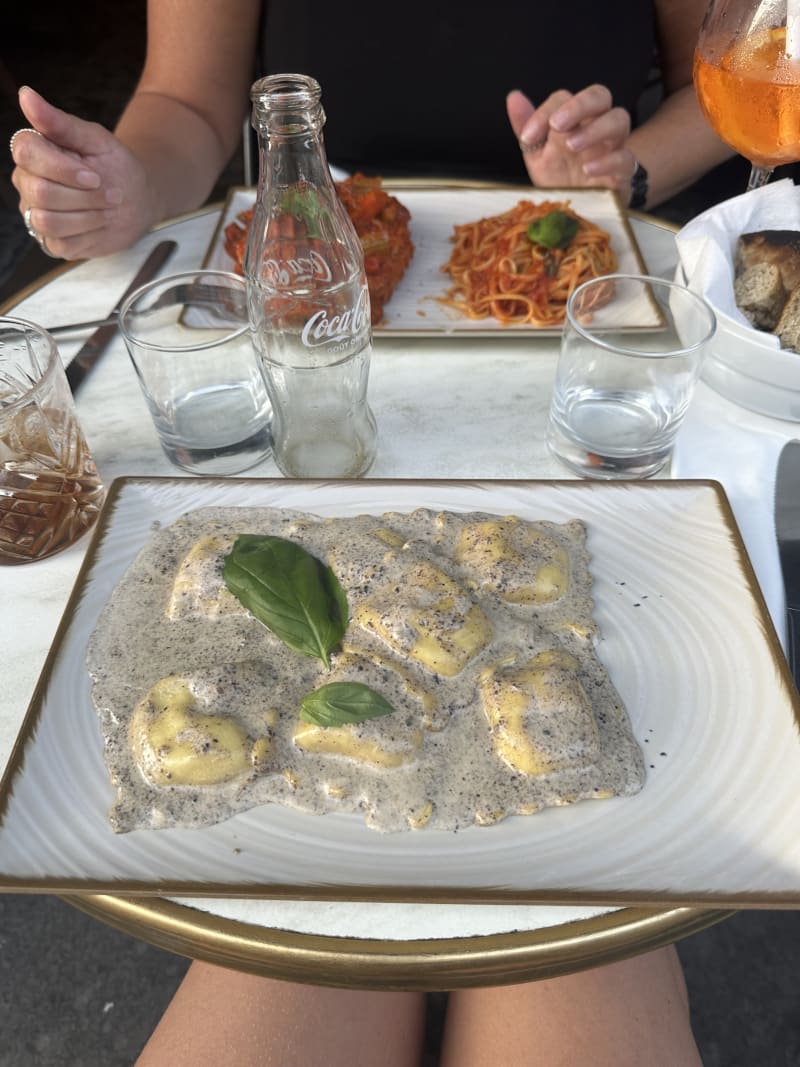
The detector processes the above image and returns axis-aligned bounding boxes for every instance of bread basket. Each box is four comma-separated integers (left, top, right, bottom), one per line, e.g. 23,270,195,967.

675,179,800,422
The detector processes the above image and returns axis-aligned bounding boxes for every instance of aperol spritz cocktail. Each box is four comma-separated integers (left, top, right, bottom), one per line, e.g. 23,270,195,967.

694,0,800,189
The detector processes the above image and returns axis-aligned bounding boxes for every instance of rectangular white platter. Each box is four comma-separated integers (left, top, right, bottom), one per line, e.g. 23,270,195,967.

1,476,799,906
203,183,649,337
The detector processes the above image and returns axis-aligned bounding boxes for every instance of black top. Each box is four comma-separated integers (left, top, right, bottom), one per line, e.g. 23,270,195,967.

258,1,657,182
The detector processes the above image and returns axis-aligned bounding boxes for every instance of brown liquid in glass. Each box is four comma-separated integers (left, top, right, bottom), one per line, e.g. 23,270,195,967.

0,411,104,564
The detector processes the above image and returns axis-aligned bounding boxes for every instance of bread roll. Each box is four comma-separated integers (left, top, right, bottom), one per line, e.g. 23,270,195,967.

733,262,786,330
736,230,800,291
776,286,800,352
733,230,800,352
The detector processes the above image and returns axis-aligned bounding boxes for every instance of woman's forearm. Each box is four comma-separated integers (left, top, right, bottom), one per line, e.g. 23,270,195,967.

628,86,734,208
114,0,261,227
114,91,243,227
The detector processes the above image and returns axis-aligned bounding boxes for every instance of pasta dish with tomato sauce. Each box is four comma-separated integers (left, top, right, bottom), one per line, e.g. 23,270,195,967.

439,200,617,327
223,174,413,325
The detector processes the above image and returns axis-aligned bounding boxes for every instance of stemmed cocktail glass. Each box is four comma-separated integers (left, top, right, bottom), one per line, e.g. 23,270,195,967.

694,0,800,190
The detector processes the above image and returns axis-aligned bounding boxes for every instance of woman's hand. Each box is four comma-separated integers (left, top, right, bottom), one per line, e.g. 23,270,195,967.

506,86,637,200
10,86,157,260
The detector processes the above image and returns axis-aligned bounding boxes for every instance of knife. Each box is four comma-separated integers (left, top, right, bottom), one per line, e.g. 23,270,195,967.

775,439,800,685
65,239,178,392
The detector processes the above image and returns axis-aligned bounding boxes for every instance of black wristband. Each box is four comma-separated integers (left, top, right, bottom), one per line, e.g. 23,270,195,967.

630,161,648,211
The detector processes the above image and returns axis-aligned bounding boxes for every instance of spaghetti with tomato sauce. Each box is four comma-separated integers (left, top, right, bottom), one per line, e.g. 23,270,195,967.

439,200,617,327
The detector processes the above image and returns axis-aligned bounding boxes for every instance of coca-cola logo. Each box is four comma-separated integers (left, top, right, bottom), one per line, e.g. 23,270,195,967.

262,250,332,286
301,288,370,349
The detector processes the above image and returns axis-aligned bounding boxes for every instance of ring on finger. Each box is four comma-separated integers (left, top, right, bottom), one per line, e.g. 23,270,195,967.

9,127,39,156
23,206,38,239
520,137,548,154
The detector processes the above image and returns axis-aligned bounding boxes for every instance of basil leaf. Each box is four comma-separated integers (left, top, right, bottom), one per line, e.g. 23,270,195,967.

222,534,348,667
300,682,395,728
526,210,579,250
280,186,328,239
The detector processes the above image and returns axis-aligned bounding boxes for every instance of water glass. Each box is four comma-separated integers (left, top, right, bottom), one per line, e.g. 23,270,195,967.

546,274,716,479
119,271,272,476
0,317,104,564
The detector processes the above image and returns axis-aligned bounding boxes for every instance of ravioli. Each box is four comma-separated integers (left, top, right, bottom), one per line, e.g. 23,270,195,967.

292,651,426,768
479,650,601,776
87,506,645,833
129,674,269,786
455,517,571,605
165,535,241,619
355,555,492,676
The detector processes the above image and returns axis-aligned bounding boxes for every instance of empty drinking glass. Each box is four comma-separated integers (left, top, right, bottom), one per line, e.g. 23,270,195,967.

119,270,272,476
546,274,716,479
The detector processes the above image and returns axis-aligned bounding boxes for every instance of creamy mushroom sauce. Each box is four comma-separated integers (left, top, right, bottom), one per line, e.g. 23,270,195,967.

87,507,645,833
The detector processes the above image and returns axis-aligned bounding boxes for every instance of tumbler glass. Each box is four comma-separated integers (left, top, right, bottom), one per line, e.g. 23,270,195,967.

119,270,272,476
546,274,717,479
0,317,104,564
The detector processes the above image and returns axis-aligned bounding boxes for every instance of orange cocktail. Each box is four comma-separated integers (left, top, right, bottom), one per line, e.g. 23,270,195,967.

694,26,800,168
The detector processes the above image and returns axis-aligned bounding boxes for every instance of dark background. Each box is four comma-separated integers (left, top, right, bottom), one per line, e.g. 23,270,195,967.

2,4,799,1064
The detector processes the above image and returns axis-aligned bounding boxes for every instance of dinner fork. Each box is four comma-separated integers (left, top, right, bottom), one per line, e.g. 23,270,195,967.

45,282,247,339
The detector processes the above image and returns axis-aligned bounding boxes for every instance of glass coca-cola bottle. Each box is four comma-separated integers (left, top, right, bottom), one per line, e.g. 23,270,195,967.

246,73,377,478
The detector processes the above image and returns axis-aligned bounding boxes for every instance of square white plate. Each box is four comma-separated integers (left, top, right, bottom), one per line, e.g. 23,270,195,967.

1,477,798,906
203,183,650,337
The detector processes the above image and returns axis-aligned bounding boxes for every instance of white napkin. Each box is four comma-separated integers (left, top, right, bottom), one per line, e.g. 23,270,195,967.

674,177,800,338
672,179,800,603
672,382,792,648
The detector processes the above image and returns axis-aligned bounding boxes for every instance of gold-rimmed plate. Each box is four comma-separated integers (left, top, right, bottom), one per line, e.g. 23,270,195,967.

1,476,799,906
203,183,650,337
